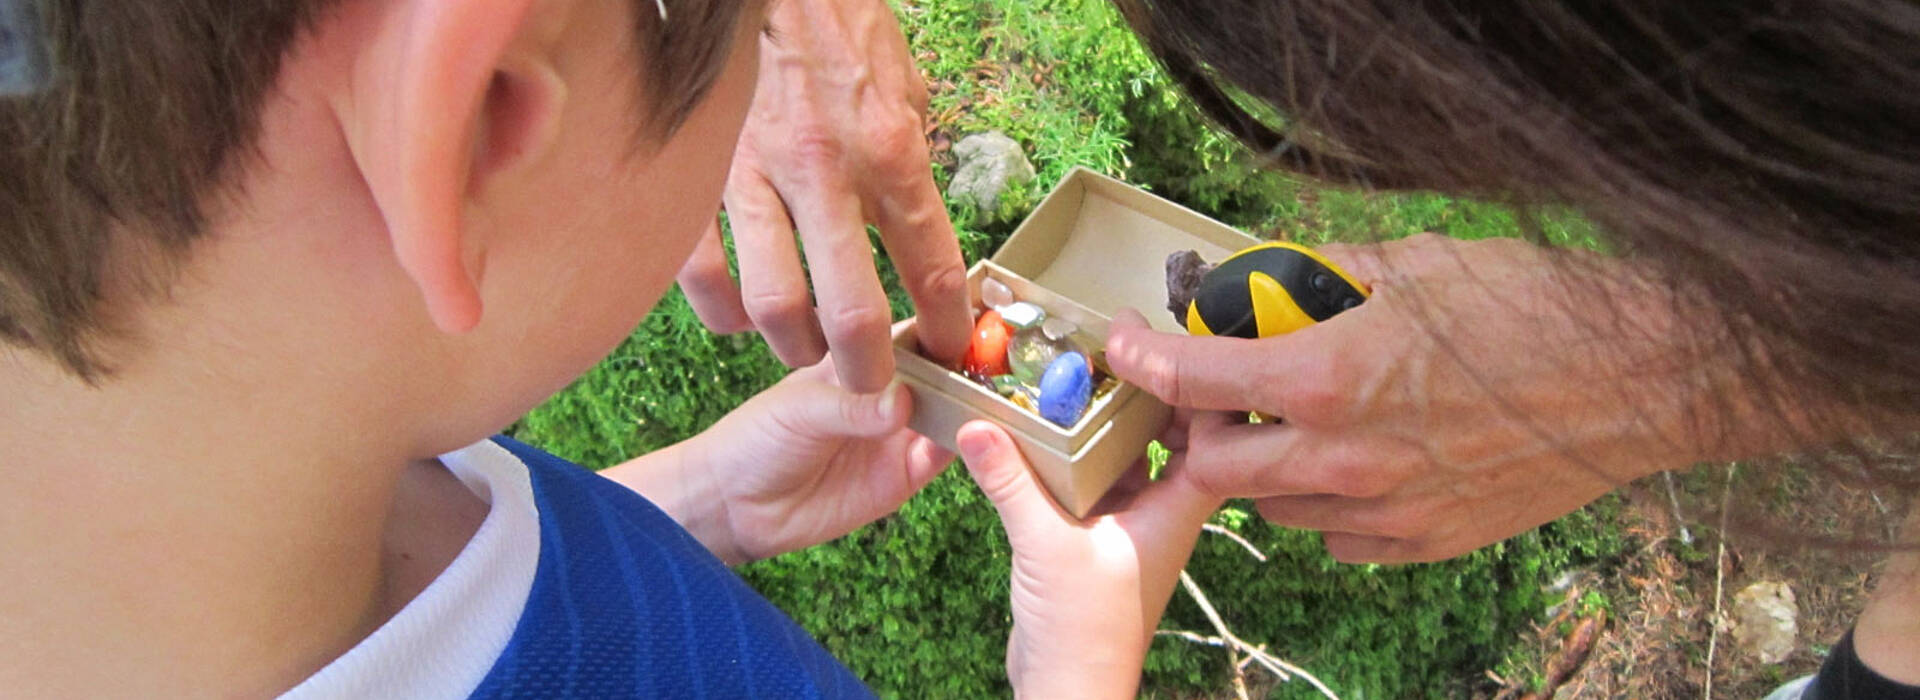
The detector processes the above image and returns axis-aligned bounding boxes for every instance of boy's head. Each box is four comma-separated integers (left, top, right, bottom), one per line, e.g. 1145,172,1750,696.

1,0,761,446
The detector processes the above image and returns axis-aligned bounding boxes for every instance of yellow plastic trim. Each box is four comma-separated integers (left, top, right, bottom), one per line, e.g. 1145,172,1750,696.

1185,302,1215,336
1222,241,1372,298
1247,271,1316,336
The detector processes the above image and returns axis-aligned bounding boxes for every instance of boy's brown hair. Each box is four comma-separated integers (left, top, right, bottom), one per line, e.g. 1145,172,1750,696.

0,0,748,380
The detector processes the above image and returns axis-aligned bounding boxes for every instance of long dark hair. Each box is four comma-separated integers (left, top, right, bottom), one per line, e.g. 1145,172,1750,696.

1116,1,1920,537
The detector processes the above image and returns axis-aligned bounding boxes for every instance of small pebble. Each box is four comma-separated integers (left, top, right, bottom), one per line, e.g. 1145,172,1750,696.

999,301,1046,329
962,310,1012,377
981,277,1015,310
1041,316,1077,341
1037,352,1093,427
1010,391,1039,413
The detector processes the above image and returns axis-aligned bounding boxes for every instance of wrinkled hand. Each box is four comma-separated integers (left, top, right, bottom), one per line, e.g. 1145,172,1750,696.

676,0,971,392
957,420,1220,698
612,360,950,565
1107,234,1740,564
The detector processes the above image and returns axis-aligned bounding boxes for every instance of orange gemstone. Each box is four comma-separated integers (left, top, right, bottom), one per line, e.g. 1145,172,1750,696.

962,310,1013,377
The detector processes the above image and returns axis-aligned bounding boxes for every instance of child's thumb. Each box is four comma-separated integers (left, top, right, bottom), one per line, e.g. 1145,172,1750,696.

777,379,909,440
958,421,1066,536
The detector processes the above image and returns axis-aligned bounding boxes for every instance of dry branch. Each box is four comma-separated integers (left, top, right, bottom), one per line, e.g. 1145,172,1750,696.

1703,463,1738,700
1155,526,1339,699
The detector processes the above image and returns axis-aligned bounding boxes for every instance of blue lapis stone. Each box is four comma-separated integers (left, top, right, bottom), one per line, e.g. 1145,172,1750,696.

1037,352,1092,427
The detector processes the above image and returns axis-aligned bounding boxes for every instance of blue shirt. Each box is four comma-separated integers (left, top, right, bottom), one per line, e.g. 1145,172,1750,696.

471,436,875,699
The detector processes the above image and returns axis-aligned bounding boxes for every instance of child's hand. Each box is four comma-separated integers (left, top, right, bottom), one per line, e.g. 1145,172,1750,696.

956,419,1222,699
614,361,950,565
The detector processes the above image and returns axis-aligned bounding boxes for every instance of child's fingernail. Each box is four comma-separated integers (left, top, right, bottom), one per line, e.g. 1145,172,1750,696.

878,379,905,421
957,426,995,463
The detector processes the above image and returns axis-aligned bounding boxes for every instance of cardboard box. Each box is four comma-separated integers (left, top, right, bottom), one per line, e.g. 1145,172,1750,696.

893,167,1260,515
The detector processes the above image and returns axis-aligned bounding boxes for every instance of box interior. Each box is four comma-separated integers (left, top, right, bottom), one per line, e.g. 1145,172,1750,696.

888,168,1260,515
993,171,1256,332
891,263,1134,454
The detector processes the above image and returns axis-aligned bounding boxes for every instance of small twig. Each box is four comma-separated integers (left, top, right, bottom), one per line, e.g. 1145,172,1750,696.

1871,492,1899,542
1174,570,1342,700
1663,471,1694,545
1703,463,1737,700
1156,629,1225,646
1203,523,1270,562
1181,569,1251,700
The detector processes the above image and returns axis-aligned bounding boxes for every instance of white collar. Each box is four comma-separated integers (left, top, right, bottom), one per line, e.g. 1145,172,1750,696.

280,439,541,699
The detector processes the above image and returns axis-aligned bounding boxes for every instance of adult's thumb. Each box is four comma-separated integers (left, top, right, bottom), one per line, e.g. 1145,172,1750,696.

957,421,1067,536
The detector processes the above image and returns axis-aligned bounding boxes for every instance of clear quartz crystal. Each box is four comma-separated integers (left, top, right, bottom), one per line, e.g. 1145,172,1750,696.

980,277,1015,310
1041,316,1077,341
1009,327,1074,384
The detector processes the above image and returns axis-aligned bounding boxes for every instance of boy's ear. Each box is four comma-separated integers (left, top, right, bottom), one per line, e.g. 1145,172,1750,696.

343,0,568,333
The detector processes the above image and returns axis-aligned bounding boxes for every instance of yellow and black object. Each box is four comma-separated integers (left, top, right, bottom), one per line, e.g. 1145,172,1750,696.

1184,242,1369,338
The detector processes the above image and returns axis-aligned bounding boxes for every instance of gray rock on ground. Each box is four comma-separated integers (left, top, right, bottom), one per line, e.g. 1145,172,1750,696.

1732,580,1798,665
947,131,1035,215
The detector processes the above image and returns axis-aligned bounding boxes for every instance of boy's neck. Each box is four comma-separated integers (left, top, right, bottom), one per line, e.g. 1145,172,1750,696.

0,341,487,696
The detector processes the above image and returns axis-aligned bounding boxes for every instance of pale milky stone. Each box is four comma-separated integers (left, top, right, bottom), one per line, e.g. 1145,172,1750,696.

981,278,1015,310
999,302,1046,329
1041,316,1077,341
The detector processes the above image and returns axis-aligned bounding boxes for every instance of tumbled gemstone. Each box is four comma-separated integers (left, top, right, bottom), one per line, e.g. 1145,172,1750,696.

961,310,1012,377
1037,352,1092,427
1010,390,1039,413
980,277,1015,310
999,301,1046,329
1040,316,1077,341
1008,327,1074,385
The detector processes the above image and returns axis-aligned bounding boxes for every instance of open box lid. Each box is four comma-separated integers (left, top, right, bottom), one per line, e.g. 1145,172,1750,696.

990,167,1260,331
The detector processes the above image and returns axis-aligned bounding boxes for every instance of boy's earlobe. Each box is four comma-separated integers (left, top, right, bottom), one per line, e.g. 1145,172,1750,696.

339,0,558,334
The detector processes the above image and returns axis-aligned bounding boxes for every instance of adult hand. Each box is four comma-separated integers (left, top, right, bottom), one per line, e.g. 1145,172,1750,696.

1107,234,1742,564
607,359,950,565
957,420,1220,698
676,0,971,392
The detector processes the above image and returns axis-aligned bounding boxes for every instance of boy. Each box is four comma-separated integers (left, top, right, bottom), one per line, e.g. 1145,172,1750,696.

0,0,1218,696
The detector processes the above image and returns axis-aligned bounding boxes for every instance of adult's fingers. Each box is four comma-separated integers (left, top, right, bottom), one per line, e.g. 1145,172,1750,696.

1158,408,1197,452
1312,242,1392,287
1252,494,1430,540
1182,415,1405,499
1320,532,1431,565
874,170,971,366
676,216,753,335
788,171,897,393
727,168,828,368
857,4,966,367
1105,308,1313,413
